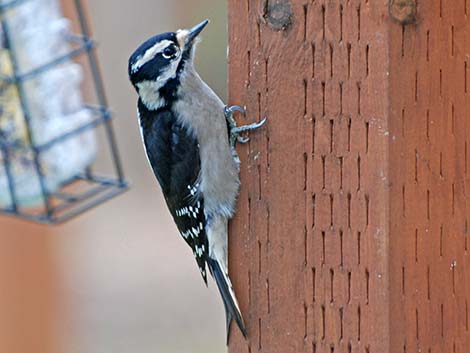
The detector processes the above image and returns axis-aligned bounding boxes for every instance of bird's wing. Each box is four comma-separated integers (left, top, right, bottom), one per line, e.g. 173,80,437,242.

139,103,209,282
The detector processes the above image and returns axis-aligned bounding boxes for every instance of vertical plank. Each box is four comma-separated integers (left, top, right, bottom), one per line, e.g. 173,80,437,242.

0,220,59,353
389,1,470,353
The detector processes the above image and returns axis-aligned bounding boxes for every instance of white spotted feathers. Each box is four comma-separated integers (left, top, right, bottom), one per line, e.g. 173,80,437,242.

180,221,204,239
174,182,207,276
176,199,201,218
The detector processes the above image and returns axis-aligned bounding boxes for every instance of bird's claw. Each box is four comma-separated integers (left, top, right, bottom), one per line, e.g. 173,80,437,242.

224,105,246,118
224,105,267,149
236,135,250,144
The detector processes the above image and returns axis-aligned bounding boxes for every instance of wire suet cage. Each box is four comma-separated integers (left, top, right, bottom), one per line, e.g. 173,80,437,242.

0,0,128,224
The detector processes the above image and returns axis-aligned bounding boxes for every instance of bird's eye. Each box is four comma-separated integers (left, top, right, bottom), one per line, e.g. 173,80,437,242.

162,45,178,59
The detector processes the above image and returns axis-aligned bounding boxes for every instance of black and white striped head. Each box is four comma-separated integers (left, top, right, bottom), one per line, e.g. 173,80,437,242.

128,20,209,110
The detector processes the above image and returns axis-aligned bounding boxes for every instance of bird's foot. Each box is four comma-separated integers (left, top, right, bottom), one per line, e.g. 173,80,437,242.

224,105,267,149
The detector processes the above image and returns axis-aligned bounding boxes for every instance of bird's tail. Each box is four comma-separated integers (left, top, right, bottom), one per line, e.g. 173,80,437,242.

207,256,246,342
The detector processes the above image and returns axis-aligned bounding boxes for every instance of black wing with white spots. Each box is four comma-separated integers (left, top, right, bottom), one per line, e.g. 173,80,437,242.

138,100,209,282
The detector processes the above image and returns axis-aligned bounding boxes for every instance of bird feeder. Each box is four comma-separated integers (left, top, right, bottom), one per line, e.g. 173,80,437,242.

0,0,128,224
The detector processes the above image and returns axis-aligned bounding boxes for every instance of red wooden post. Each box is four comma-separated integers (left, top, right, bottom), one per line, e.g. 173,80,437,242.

389,1,470,352
228,1,470,353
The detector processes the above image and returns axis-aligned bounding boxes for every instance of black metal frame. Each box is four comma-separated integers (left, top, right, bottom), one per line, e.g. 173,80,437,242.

0,0,128,224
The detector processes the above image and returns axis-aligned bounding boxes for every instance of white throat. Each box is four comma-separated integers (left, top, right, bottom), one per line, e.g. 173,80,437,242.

136,80,166,111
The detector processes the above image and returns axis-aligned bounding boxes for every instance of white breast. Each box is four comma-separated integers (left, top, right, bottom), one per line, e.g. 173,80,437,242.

174,69,240,218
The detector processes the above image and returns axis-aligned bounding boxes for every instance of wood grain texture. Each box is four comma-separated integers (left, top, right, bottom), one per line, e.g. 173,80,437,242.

389,1,470,353
228,1,390,352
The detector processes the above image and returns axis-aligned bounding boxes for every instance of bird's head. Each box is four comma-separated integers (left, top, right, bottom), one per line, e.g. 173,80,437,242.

128,20,209,110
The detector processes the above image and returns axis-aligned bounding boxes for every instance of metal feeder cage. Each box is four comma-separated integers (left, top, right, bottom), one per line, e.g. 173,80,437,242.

0,0,128,224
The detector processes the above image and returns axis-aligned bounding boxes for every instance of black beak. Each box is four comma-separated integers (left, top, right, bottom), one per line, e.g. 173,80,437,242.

186,19,209,43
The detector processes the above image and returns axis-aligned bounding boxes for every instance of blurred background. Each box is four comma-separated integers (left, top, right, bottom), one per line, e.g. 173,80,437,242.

0,1,228,353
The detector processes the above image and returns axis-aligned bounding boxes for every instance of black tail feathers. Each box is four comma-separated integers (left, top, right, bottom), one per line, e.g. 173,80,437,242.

207,257,246,342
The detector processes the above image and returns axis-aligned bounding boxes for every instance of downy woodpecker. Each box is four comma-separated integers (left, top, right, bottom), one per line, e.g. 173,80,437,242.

128,20,266,341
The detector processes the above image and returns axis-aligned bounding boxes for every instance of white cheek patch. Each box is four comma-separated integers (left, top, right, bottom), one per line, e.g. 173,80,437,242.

131,39,174,73
136,81,166,111
136,48,181,111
